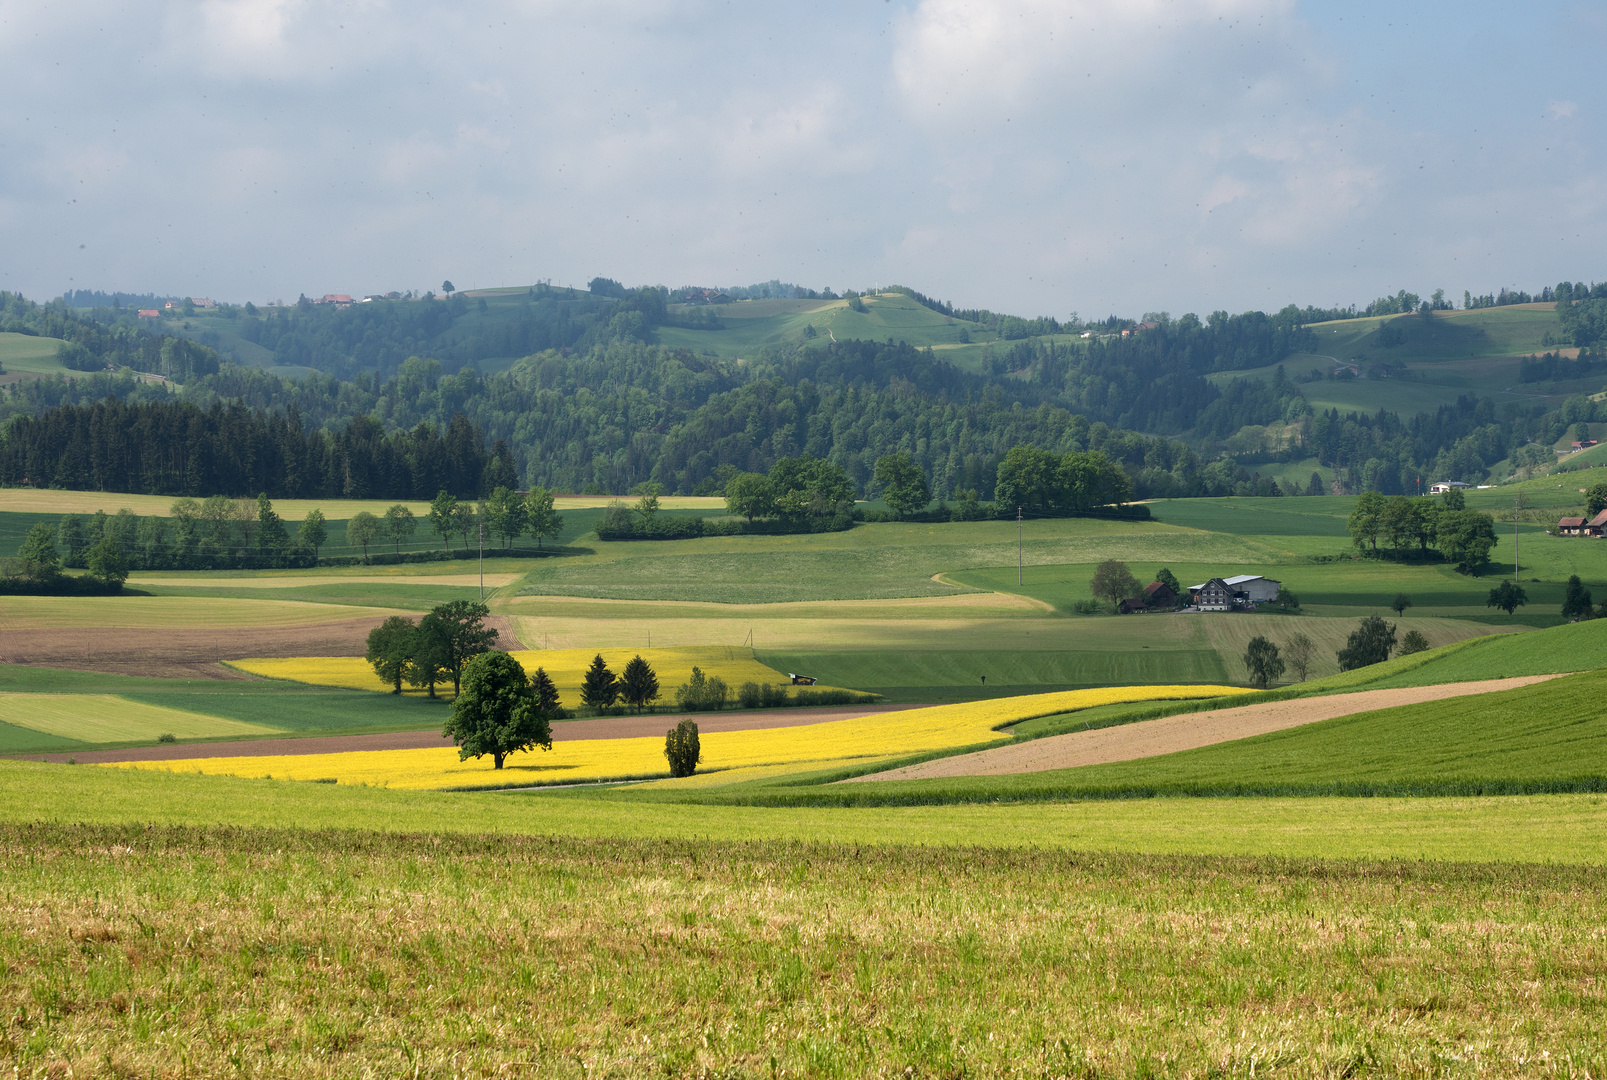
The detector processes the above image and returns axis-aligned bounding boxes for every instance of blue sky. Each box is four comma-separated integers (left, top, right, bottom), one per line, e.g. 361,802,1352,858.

1,0,1601,318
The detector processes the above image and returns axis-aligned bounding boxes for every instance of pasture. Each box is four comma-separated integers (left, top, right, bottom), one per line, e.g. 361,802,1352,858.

3,823,1607,1078
0,331,68,379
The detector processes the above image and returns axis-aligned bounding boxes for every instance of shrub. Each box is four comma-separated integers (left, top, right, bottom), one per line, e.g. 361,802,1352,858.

664,719,701,777
156,733,177,744
738,681,762,709
1399,629,1431,655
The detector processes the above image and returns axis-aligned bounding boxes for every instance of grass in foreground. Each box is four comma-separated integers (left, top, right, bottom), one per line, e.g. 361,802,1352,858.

0,823,1604,1078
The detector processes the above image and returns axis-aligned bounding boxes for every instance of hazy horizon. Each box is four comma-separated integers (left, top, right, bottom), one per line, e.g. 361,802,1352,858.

2,0,1602,318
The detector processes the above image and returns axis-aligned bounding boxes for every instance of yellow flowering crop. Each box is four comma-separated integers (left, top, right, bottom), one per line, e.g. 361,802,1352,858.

231,646,813,702
110,684,1242,790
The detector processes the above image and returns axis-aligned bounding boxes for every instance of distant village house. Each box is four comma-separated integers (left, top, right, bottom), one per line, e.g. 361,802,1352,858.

1185,574,1282,611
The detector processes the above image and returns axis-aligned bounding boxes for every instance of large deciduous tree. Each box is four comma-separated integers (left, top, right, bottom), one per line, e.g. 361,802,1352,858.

1089,559,1142,611
346,511,381,561
874,452,931,518
1347,490,1388,552
383,504,417,553
425,600,499,695
444,651,552,770
429,490,458,549
524,487,563,549
366,615,418,694
1242,636,1284,689
1336,615,1396,671
298,508,328,557
1486,580,1528,616
723,473,775,522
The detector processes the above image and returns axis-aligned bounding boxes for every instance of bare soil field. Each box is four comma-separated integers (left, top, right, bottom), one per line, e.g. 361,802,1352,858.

17,703,922,763
0,616,524,679
848,676,1563,782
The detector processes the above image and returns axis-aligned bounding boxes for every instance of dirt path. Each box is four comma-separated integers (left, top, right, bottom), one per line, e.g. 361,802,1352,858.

0,616,524,680
16,703,925,764
844,676,1564,783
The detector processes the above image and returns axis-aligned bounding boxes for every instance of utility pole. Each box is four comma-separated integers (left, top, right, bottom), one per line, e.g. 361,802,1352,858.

1514,491,1522,579
478,516,484,600
1017,506,1023,586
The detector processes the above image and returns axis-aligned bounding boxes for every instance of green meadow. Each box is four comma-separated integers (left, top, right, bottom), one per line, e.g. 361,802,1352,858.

0,330,68,376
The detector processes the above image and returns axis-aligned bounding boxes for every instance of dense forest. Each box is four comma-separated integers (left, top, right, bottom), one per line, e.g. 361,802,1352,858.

3,276,1607,501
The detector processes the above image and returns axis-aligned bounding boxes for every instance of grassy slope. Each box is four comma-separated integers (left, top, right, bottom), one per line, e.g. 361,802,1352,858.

1212,305,1580,416
0,331,68,375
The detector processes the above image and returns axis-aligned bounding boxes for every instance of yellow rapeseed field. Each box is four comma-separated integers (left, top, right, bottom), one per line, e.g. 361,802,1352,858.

110,685,1242,790
231,646,822,701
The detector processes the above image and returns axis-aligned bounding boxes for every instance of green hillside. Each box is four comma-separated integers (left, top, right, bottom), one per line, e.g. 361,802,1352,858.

654,291,1078,370
1209,304,1581,417
0,331,68,378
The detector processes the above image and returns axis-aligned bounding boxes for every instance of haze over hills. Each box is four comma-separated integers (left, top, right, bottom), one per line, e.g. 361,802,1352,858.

1,276,1605,500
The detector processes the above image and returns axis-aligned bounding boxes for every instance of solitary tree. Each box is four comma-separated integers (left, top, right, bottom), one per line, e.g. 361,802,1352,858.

441,280,456,296
443,651,552,770
1399,629,1431,655
874,452,931,518
383,504,417,553
723,473,775,522
428,491,458,549
426,600,499,695
347,511,381,561
366,615,418,694
298,508,328,558
1337,615,1397,671
1243,636,1285,689
1391,593,1413,617
1561,575,1595,620
1486,580,1528,616
1283,631,1316,682
620,655,660,713
580,653,619,709
664,718,701,778
1089,559,1142,611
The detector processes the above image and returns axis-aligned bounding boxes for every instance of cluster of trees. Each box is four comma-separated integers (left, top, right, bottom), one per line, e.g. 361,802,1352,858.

1346,489,1499,573
575,653,663,713
993,446,1131,515
51,495,325,569
4,520,128,592
1239,617,1432,690
719,456,856,522
364,601,503,699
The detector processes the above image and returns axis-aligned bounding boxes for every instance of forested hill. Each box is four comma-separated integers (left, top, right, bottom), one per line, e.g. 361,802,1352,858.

4,278,1607,500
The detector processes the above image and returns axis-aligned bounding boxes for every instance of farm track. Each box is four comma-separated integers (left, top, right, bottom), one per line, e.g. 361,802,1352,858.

846,675,1565,782
0,616,523,680
16,703,925,763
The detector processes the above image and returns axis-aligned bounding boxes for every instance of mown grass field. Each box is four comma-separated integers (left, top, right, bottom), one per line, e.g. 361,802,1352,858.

0,693,278,743
2,823,1605,1079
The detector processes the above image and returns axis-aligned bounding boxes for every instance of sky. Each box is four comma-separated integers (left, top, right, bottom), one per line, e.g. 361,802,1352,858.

1,0,1603,318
